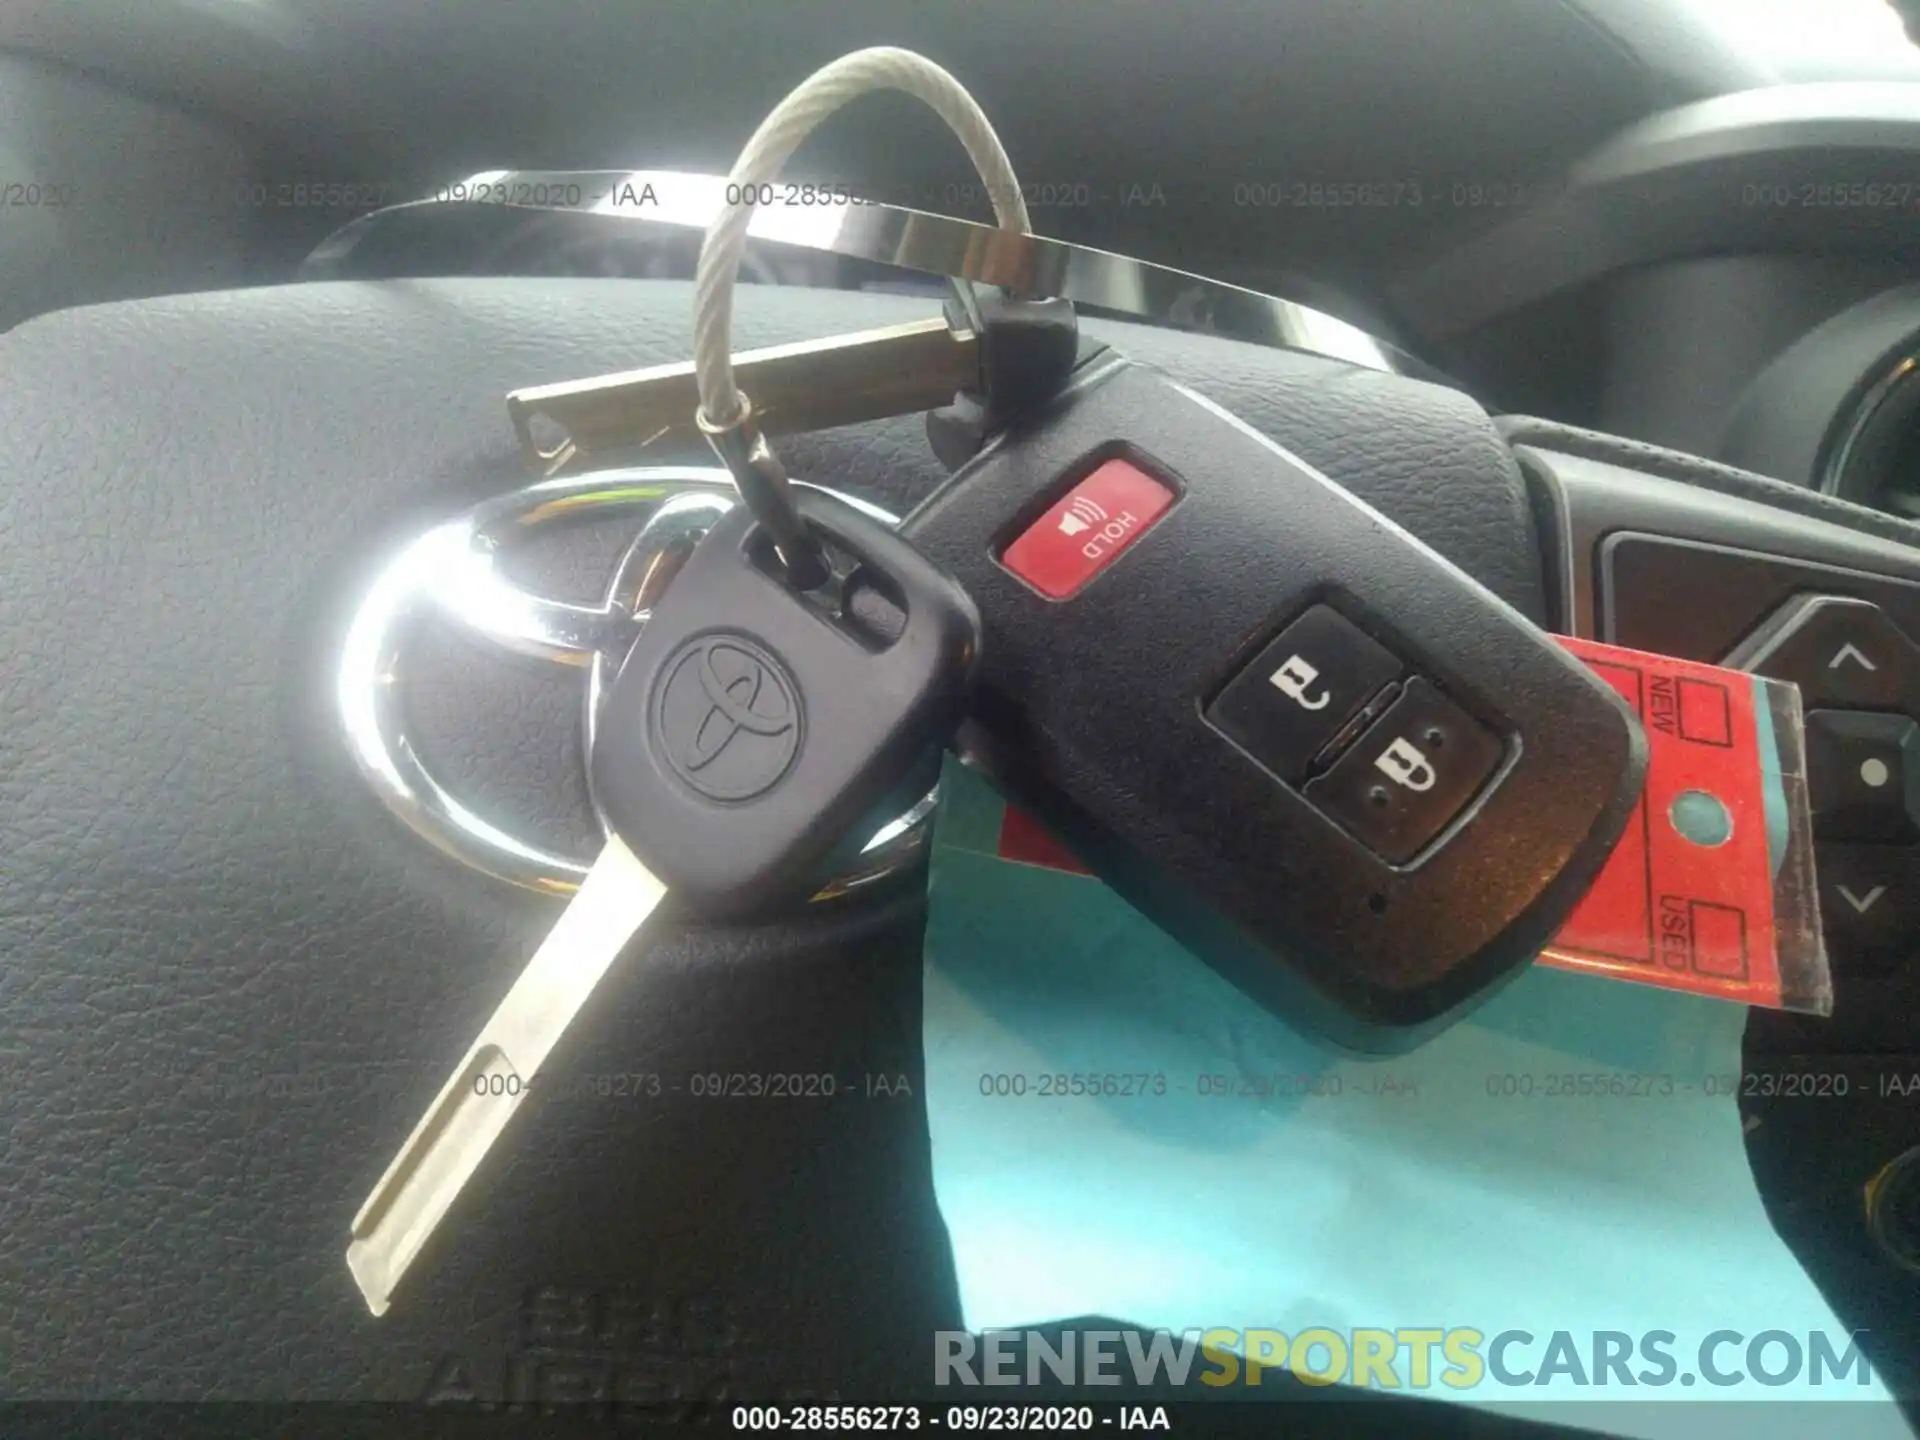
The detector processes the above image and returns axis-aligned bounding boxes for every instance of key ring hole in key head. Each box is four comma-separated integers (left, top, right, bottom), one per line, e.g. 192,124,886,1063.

523,411,572,462
742,523,911,652
694,394,831,591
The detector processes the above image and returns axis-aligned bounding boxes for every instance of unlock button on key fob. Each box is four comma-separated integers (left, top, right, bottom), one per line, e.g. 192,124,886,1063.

1207,605,1404,782
1306,678,1506,864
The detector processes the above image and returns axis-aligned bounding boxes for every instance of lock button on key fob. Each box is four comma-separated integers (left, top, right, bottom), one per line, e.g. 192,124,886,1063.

1305,678,1506,863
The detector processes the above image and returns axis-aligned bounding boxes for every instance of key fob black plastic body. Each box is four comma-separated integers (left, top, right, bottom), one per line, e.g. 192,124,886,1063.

900,356,1646,1051
591,489,980,916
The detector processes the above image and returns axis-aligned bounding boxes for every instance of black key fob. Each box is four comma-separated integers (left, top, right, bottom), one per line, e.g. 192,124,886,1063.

590,489,980,916
902,357,1646,1051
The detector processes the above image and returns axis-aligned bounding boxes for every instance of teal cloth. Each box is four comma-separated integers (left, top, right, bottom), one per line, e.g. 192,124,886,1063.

921,759,1908,1438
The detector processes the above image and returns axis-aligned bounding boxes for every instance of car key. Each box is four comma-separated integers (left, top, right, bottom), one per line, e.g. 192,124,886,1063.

900,354,1647,1052
345,832,663,1314
346,489,979,1315
506,315,984,475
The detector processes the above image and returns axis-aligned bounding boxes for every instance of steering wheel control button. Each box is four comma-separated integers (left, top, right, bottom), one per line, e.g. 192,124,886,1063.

1725,595,1920,711
1206,606,1404,782
1304,678,1505,864
999,457,1175,600
1806,710,1920,844
1817,844,1919,977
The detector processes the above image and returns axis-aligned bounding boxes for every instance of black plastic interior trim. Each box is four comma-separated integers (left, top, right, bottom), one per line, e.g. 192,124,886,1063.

1721,282,1920,494
1392,83,1920,339
1500,413,1920,552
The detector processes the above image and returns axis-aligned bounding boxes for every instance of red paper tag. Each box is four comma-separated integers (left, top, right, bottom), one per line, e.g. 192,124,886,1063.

1538,638,1782,1007
996,802,1094,876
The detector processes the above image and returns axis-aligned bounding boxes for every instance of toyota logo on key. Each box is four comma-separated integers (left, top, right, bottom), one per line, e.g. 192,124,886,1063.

653,632,804,802
336,467,929,897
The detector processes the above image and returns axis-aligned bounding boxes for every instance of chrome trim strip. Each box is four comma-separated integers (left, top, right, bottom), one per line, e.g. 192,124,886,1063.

337,466,927,897
301,168,1427,379
1822,353,1920,501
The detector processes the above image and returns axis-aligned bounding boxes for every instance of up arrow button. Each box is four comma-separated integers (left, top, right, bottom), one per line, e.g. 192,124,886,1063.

1725,595,1920,712
1830,642,1878,672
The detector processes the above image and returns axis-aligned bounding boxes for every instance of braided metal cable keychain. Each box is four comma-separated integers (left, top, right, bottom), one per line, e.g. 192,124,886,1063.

690,46,1033,589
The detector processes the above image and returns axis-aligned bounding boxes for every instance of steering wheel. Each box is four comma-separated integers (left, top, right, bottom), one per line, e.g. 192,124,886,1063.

4,201,1918,1410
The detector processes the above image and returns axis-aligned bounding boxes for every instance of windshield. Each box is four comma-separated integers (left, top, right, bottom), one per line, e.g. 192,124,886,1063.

1688,0,1920,77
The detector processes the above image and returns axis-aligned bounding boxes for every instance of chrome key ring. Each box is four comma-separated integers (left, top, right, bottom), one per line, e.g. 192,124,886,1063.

337,466,933,898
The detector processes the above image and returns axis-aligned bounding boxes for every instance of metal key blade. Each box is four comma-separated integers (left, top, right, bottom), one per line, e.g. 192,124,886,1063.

345,834,666,1316
506,315,981,475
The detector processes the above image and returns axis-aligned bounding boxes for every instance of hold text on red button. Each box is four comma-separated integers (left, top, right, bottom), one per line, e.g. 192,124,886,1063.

1000,458,1176,599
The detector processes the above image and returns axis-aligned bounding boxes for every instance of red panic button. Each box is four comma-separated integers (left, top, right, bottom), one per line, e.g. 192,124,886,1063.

1001,458,1176,599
